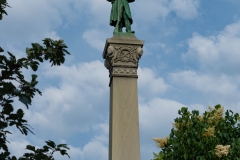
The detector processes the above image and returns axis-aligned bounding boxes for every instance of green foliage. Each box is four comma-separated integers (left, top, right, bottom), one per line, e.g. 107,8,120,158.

0,0,9,20
0,1,71,159
0,41,71,159
152,104,240,160
19,141,70,160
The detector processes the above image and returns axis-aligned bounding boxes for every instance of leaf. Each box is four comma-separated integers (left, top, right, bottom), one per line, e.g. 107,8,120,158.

22,64,28,69
0,64,5,68
42,145,50,152
31,43,41,51
7,51,15,59
11,156,17,160
2,103,14,115
60,149,70,158
60,56,65,63
57,144,69,149
38,56,43,62
6,114,18,120
0,46,4,52
17,109,24,118
30,64,38,71
62,49,70,55
31,74,37,82
26,145,35,152
13,89,21,95
19,95,31,107
26,47,31,57
46,140,56,148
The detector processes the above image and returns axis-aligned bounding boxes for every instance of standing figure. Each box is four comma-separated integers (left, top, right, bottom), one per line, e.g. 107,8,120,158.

107,0,135,33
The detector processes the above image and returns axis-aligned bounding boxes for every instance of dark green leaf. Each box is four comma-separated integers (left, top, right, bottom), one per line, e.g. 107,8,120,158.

31,74,37,82
30,64,38,71
19,95,31,107
2,103,14,115
26,145,35,152
0,47,4,52
46,140,56,148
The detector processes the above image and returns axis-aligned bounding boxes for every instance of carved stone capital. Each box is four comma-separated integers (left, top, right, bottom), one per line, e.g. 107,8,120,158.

104,44,143,69
103,35,144,81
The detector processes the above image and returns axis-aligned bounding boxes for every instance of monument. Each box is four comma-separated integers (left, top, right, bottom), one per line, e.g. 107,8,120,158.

103,0,144,159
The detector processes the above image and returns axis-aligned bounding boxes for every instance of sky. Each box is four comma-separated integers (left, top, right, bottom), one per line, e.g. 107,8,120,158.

1,0,240,159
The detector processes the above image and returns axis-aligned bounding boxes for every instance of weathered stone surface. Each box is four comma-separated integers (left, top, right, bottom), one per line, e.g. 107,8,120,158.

103,35,144,160
109,77,140,160
103,35,144,84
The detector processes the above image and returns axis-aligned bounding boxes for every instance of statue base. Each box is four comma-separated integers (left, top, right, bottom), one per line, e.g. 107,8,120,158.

113,32,135,37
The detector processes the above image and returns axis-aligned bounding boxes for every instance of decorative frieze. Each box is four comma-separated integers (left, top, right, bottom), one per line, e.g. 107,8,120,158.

112,68,137,76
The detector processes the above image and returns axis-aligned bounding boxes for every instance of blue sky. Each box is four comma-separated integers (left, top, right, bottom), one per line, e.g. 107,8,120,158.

1,0,240,159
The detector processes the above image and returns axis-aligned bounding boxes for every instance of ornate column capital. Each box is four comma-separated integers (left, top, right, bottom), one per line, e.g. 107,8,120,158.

103,35,144,83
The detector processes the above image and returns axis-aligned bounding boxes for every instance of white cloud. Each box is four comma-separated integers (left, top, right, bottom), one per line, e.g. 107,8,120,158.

81,122,108,160
8,136,107,160
85,0,112,26
24,60,109,137
133,0,170,22
169,0,199,19
1,0,62,43
139,98,185,138
92,122,109,135
64,146,84,160
8,129,108,160
7,120,109,160
8,139,30,158
82,141,108,160
169,70,239,97
44,31,61,40
138,67,171,98
183,21,240,73
133,0,200,23
62,137,108,160
47,0,86,24
82,29,108,51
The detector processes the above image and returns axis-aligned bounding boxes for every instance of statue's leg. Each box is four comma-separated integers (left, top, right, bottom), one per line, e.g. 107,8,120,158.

114,21,123,33
118,18,123,32
114,6,124,33
114,22,119,33
123,11,134,33
118,6,124,32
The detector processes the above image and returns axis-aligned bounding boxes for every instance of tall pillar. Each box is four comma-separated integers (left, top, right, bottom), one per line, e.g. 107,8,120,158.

103,35,144,160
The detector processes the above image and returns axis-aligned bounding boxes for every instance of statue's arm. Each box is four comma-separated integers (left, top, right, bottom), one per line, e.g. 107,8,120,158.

128,0,135,2
107,0,113,2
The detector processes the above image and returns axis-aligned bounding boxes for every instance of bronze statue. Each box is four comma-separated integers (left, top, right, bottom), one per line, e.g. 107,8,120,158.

107,0,135,34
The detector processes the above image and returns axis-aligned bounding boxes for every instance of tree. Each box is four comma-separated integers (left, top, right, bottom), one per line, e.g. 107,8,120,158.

0,0,9,20
152,104,240,160
1,1,71,159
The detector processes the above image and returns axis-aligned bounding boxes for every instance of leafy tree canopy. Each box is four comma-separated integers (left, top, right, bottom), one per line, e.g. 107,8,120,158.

152,104,240,160
1,1,71,159
0,0,9,20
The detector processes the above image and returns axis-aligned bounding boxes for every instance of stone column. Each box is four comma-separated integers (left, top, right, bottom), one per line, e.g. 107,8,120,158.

103,35,144,160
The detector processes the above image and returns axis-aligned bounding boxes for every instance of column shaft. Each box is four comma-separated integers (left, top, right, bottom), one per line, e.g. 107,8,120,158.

103,35,144,160
109,77,140,160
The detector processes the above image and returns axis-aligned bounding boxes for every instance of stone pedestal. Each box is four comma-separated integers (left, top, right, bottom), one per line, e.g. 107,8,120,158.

103,35,144,160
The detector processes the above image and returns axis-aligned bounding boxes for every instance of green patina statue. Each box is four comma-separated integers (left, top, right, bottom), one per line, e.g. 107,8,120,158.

107,0,135,34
